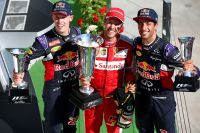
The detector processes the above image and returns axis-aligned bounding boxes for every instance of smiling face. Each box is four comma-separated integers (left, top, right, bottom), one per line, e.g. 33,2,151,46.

137,20,158,44
104,17,123,42
52,13,73,36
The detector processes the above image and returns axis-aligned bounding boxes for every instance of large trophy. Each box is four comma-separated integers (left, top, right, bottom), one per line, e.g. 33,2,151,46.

69,34,103,110
9,48,31,103
174,37,199,92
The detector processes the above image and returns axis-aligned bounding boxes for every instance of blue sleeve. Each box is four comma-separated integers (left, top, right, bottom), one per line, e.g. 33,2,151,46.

195,66,200,76
24,39,46,71
163,43,183,68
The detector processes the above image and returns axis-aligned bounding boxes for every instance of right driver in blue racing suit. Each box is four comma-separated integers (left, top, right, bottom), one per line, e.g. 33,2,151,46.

132,8,199,133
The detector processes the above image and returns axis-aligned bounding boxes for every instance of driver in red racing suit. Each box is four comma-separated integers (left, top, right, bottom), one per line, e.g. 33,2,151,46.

83,8,136,133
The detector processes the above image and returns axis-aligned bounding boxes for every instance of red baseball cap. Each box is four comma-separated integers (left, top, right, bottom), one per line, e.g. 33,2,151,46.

106,8,125,23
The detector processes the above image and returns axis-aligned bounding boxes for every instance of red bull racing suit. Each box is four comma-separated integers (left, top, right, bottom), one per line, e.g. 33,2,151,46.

24,27,81,133
134,36,184,133
84,34,135,133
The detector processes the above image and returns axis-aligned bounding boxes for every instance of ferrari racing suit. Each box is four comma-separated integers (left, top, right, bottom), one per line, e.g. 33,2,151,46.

84,34,135,133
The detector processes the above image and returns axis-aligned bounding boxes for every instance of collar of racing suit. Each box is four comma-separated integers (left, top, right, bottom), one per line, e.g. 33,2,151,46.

100,33,120,47
142,36,159,51
52,28,73,42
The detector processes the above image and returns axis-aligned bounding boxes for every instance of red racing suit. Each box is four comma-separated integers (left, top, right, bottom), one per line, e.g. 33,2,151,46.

84,34,135,133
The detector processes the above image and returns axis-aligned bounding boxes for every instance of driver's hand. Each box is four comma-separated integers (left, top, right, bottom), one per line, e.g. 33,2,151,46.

125,81,136,94
79,75,90,88
13,72,24,85
183,60,198,75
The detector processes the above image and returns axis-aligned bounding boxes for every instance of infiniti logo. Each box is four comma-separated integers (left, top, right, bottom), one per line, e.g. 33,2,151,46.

63,70,75,78
141,79,153,87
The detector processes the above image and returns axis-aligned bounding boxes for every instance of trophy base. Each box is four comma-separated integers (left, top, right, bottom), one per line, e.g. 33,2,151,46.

69,88,103,110
9,84,31,104
174,75,200,92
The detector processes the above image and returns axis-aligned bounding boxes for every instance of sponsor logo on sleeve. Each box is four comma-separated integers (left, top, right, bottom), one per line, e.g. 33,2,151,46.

51,46,61,52
49,39,61,47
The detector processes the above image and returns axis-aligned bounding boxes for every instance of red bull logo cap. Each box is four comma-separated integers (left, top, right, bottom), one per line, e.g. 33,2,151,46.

52,1,73,16
106,7,125,23
133,8,158,23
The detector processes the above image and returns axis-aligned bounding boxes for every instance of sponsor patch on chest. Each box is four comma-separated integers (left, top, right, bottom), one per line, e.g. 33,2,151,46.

94,60,125,70
97,47,128,58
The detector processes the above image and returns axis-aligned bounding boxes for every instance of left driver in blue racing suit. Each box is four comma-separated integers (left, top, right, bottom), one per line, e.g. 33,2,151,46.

13,1,81,133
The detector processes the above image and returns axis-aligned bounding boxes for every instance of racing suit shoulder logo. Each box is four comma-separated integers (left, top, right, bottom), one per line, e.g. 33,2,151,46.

173,51,181,60
49,39,61,47
37,35,48,50
136,51,142,56
115,49,128,58
27,49,33,55
98,48,107,57
50,46,61,53
136,45,142,50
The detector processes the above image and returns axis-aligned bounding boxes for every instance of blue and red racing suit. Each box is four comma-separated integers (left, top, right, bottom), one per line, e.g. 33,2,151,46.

133,36,183,133
24,27,81,133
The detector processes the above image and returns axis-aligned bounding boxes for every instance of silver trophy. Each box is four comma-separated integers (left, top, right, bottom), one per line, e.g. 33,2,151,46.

76,34,103,95
178,37,195,77
69,34,104,109
174,37,199,92
9,48,30,103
